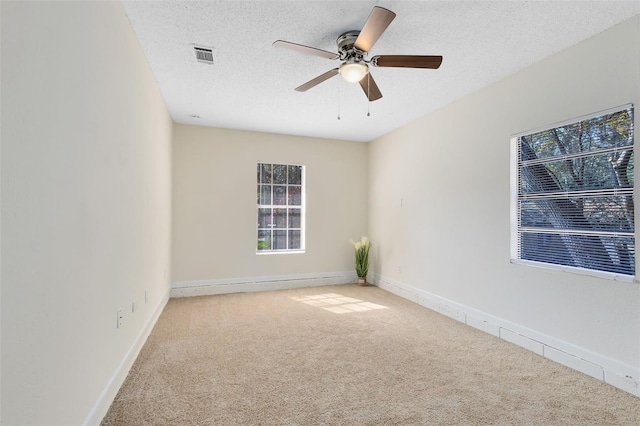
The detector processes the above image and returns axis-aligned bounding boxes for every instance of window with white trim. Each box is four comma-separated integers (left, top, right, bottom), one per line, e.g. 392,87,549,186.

511,105,635,278
257,163,305,253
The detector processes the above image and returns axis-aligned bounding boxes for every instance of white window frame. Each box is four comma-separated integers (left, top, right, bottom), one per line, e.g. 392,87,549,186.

510,104,635,282
256,163,305,254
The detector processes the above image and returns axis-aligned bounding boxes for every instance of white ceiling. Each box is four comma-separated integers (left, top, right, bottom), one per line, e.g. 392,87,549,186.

122,1,640,142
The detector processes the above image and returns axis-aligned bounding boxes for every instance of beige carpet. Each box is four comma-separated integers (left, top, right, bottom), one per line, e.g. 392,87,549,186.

101,285,640,425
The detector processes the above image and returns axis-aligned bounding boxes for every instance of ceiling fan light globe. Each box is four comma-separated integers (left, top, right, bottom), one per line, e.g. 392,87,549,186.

340,62,369,83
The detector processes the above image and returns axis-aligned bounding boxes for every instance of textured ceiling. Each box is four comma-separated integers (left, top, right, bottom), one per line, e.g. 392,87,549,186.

122,1,640,142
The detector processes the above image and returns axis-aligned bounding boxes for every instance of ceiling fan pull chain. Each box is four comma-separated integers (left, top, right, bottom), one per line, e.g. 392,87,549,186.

367,74,371,117
337,84,341,120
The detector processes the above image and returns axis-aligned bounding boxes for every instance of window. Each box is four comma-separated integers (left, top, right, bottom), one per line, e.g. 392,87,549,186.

511,105,635,278
257,163,304,253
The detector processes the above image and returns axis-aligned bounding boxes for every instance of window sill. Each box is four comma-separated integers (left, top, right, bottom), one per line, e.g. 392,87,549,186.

256,250,306,255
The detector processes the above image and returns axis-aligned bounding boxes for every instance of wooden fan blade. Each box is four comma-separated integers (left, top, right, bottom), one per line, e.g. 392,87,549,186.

295,68,340,92
359,73,383,101
354,6,396,53
273,40,339,60
372,55,443,69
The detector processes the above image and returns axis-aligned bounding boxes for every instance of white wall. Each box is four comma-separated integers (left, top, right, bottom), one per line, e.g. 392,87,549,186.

1,2,172,424
172,124,368,287
369,15,640,375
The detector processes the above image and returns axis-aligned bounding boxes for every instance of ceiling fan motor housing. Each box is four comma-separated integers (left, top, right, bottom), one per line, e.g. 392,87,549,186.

337,31,365,60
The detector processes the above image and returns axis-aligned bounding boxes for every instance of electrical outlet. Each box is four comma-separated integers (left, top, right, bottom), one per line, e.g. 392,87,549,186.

132,301,137,313
117,309,123,328
145,290,148,304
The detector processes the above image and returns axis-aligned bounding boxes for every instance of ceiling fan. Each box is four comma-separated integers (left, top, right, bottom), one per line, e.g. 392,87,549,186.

273,6,443,102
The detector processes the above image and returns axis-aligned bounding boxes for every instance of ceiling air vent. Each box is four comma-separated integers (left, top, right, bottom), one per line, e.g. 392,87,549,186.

194,46,214,64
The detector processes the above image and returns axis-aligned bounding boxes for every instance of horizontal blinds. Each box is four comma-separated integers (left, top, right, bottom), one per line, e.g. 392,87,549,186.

517,232,634,275
514,106,635,277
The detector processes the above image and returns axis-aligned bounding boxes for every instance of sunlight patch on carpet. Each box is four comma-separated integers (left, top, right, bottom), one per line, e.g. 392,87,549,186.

291,293,388,314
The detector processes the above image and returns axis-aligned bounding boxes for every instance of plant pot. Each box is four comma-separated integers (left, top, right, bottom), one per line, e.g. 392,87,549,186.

357,277,367,286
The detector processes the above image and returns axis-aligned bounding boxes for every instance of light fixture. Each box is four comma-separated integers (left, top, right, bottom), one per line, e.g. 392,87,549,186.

339,60,368,83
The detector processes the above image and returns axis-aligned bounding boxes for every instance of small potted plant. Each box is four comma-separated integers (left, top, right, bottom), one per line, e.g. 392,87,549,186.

350,236,371,286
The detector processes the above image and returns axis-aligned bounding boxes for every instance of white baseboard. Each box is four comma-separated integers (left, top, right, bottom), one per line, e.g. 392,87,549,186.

371,272,640,397
171,271,357,297
83,286,171,425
